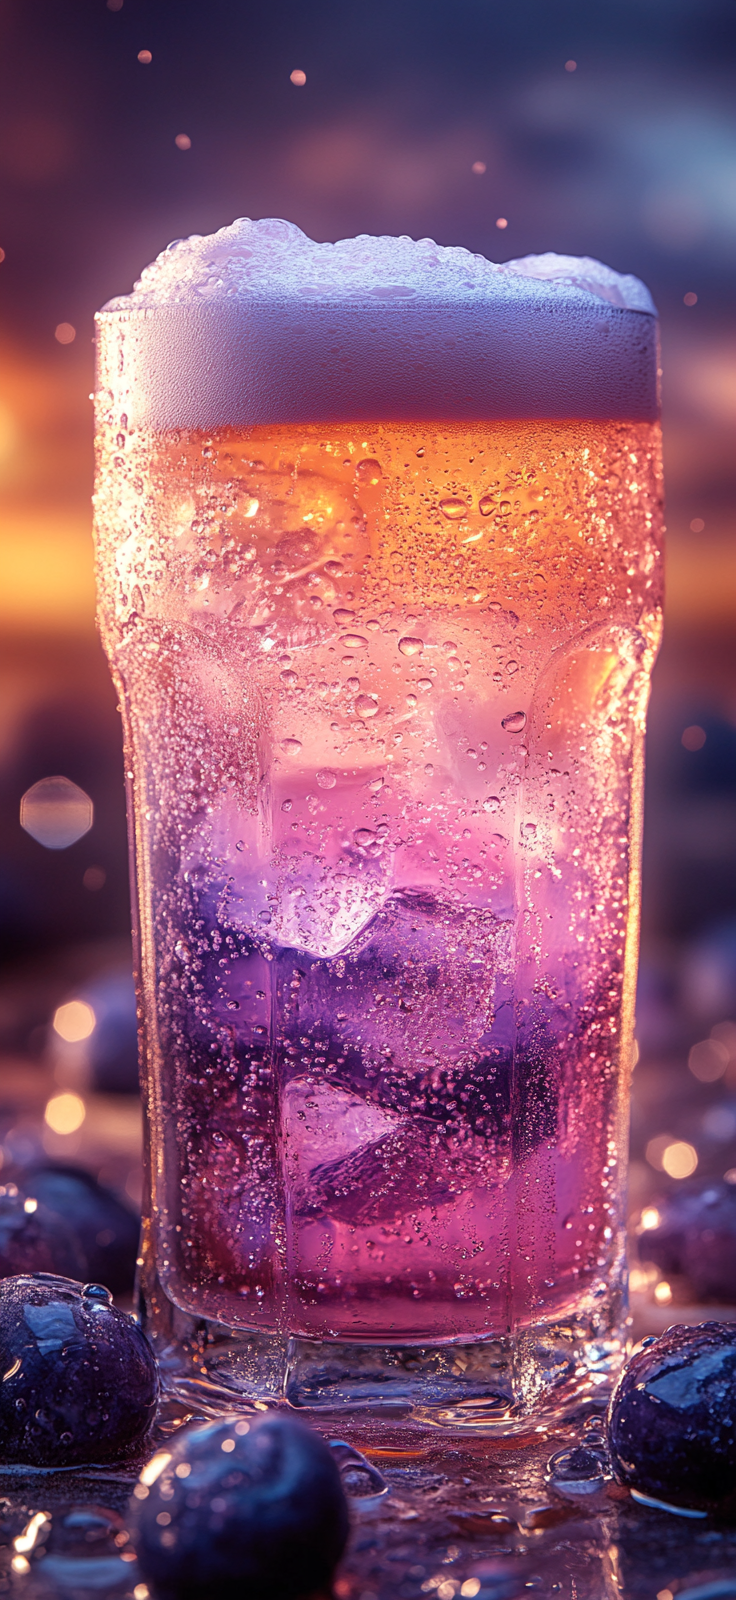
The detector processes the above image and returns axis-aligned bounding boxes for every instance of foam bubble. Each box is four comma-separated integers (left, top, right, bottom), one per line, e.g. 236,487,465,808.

96,218,659,425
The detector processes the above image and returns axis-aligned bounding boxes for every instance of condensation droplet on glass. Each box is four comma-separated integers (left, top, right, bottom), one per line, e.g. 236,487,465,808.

439,498,467,521
424,763,434,775
478,494,495,516
354,828,375,846
483,796,501,813
280,669,298,685
355,459,382,484
417,678,432,691
316,770,337,789
355,694,379,717
398,636,424,656
340,634,368,650
281,799,293,812
281,738,302,753
501,711,527,733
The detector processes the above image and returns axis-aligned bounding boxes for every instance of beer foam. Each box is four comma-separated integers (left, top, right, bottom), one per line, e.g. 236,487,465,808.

97,219,659,425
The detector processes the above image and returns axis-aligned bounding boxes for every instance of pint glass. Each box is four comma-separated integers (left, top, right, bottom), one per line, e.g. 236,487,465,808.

94,221,662,1425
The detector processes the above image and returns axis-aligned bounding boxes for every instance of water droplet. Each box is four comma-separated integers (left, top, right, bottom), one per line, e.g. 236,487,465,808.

316,770,337,789
281,737,302,753
20,776,94,850
500,499,511,514
355,458,382,484
501,711,527,733
424,763,434,775
483,796,501,813
439,498,467,521
82,1283,113,1304
506,660,519,675
281,799,293,812
354,828,375,847
417,678,432,691
340,634,368,650
478,495,495,516
545,1446,609,1495
280,669,298,685
355,694,379,717
398,636,424,656
329,1440,388,1500
333,609,355,624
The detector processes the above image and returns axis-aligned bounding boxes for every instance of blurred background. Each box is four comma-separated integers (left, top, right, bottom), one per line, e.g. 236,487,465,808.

0,0,734,1310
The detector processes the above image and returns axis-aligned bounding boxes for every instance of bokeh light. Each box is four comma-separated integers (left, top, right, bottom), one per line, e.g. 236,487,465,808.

44,1092,86,1135
53,999,96,1042
661,1140,699,1179
19,776,93,849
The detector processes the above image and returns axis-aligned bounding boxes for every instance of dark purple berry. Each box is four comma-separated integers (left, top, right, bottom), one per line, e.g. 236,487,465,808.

130,1412,349,1600
0,1273,158,1468
607,1321,736,1512
637,1180,736,1304
0,1182,85,1281
20,1165,140,1297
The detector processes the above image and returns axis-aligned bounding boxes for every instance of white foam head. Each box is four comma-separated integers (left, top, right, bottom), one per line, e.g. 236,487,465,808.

96,219,659,425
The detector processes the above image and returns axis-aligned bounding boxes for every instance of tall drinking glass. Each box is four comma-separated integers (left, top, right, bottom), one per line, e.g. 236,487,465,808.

94,222,662,1427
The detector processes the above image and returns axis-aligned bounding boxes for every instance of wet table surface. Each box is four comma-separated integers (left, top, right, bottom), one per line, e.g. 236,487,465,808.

2,1401,736,1600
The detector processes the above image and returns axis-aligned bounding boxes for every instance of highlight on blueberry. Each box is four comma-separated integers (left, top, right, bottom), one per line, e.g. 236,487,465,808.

130,1411,350,1600
0,1272,158,1468
606,1320,736,1513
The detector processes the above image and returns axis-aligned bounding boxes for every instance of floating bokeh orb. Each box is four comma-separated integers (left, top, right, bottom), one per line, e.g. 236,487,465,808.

20,776,93,849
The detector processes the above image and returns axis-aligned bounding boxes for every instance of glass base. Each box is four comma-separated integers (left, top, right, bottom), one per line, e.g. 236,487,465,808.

142,1269,627,1435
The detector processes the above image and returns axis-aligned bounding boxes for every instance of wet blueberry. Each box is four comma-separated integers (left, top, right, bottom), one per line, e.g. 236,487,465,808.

0,1272,158,1467
130,1412,349,1600
638,1180,736,1304
0,1182,85,1281
607,1321,736,1513
19,1165,140,1297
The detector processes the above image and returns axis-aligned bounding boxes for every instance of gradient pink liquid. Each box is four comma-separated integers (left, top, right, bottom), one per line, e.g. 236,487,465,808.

95,417,662,1349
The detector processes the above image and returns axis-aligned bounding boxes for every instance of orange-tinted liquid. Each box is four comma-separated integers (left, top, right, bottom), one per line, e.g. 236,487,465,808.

96,418,663,1344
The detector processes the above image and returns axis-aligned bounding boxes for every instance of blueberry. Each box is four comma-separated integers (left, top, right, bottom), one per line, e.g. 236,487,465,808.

638,1180,736,1304
0,1272,158,1468
607,1321,736,1512
0,1182,85,1281
19,1165,140,1297
130,1412,349,1600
